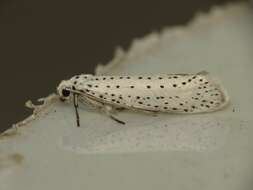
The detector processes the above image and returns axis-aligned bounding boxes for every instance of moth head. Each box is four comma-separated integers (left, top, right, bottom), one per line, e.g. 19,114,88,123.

57,80,73,101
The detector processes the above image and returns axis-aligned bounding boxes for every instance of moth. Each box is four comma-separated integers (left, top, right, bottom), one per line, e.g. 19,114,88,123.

57,71,229,126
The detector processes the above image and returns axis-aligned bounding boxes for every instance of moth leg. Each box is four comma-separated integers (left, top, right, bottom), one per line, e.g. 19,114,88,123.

140,110,158,117
79,96,125,125
73,94,80,127
115,107,126,111
109,115,126,125
103,105,125,125
79,96,104,110
129,105,158,117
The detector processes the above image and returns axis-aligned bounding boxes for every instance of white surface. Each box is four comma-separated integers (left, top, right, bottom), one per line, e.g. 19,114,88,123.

0,3,253,190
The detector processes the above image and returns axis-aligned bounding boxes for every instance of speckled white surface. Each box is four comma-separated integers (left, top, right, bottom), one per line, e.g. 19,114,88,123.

0,3,252,190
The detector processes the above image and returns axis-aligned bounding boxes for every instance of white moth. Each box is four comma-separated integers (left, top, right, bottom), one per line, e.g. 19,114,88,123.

57,71,229,126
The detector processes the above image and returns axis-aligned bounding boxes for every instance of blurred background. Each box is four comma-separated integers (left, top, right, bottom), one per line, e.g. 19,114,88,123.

0,0,246,132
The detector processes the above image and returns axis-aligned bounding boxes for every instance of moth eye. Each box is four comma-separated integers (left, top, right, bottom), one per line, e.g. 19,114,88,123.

62,89,70,97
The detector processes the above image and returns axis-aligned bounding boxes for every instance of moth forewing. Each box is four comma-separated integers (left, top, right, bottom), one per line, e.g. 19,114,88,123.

57,72,229,126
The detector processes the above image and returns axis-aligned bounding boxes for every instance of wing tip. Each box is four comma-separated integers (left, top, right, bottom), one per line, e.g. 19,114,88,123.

212,81,230,111
201,72,230,110
201,74,230,112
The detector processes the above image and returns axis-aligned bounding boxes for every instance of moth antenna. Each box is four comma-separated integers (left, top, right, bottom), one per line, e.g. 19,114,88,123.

73,93,80,127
